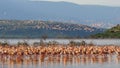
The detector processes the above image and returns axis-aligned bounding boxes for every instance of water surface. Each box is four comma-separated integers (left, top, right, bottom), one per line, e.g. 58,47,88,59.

0,55,120,68
0,39,120,68
0,39,120,45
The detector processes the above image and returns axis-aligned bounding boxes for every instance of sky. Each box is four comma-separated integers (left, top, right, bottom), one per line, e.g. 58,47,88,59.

30,0,120,7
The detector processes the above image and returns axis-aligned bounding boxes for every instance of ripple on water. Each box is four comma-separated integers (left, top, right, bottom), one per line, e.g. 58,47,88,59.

0,55,120,68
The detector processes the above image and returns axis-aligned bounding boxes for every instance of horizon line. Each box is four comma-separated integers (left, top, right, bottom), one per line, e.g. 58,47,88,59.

29,0,120,7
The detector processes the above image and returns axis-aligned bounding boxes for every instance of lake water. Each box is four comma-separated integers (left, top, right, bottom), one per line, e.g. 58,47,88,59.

0,39,120,68
0,39,120,45
0,55,120,68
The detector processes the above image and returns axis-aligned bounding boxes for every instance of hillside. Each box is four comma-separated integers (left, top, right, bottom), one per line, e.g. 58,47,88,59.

91,24,120,38
0,20,104,38
0,0,120,28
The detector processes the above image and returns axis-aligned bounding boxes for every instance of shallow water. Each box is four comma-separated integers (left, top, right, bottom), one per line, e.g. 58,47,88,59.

0,55,120,68
0,39,120,45
0,39,120,68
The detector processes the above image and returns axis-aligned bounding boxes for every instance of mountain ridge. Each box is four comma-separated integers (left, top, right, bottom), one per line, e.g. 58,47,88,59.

0,20,104,38
0,1,120,28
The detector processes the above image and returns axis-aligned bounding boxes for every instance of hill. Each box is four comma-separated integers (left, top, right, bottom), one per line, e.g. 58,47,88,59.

0,0,120,28
0,20,104,38
91,24,120,38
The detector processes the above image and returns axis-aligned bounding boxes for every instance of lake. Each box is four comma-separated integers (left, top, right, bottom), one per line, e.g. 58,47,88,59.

0,39,120,68
0,55,120,68
0,39,120,45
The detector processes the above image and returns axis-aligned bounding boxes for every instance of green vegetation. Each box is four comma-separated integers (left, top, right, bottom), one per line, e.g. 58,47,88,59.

91,24,120,38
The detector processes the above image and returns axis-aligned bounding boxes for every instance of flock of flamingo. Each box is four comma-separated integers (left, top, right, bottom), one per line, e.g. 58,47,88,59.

0,42,120,64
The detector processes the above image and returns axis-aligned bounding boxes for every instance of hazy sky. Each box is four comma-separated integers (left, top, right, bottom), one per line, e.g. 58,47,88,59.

31,0,120,6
